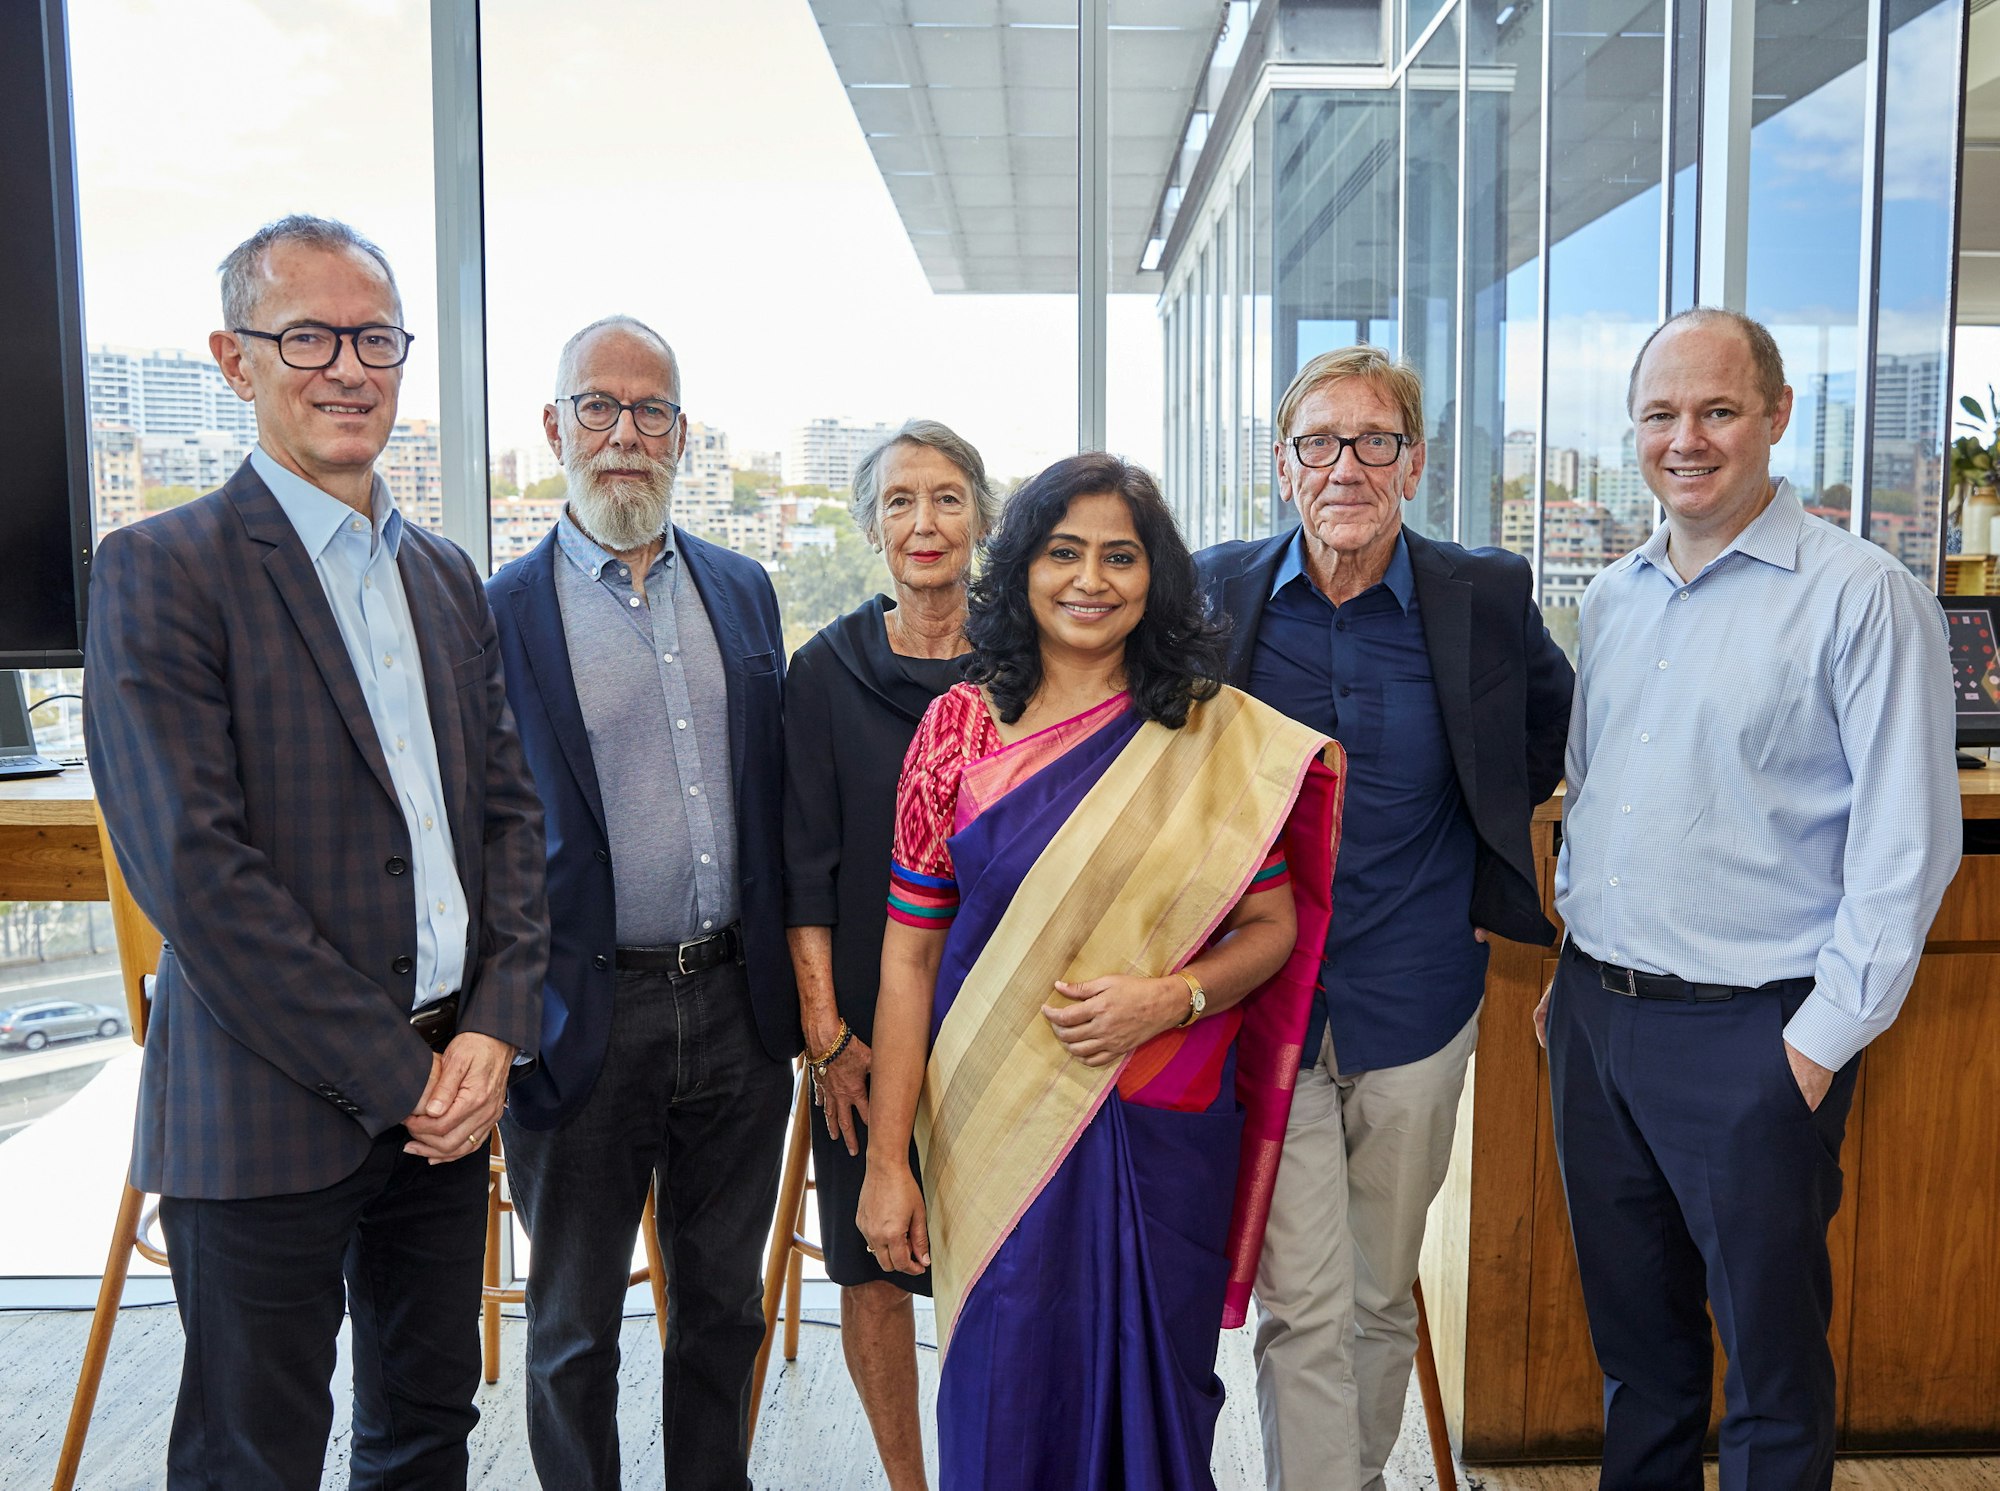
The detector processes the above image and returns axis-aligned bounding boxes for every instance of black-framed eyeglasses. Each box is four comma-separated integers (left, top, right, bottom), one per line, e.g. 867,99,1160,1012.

1289,431,1413,469
233,324,414,370
560,392,683,437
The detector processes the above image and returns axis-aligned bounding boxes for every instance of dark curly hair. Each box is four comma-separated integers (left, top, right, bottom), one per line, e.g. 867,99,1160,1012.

964,452,1227,728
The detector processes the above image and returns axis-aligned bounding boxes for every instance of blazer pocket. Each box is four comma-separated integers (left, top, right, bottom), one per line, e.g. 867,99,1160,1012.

741,649,779,676
1468,661,1511,702
452,649,488,691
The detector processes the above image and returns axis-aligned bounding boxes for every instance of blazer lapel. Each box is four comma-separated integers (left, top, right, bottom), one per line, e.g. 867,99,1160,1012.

510,536,608,839
1216,531,1293,687
398,543,471,843
676,530,750,806
230,469,399,806
1407,530,1478,803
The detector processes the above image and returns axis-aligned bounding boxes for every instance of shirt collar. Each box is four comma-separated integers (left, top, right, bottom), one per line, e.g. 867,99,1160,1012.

1270,525,1416,613
253,445,400,563
556,506,676,582
1630,476,1802,581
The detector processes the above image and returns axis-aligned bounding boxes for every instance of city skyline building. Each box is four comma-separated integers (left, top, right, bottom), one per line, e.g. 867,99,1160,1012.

785,417,897,492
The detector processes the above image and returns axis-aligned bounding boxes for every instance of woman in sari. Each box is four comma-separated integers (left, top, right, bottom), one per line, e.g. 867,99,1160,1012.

857,453,1345,1489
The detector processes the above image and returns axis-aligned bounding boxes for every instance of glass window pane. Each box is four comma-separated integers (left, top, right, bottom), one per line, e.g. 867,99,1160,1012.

480,2,1078,652
1402,10,1461,540
1747,0,1869,530
1544,0,1667,650
1869,0,1961,586
1464,0,1543,555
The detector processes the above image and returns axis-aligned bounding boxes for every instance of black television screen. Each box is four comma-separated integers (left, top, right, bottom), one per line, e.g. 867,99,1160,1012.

1944,598,2000,748
0,0,92,668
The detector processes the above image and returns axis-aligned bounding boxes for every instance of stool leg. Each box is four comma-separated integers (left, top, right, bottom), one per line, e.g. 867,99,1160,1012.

53,1181,146,1491
641,1184,669,1348
783,1246,805,1361
749,1068,812,1443
1412,1280,1458,1491
482,1148,503,1385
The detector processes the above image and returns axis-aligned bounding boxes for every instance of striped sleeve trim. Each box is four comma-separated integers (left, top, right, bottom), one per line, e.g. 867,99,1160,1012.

888,860,959,929
1248,850,1290,892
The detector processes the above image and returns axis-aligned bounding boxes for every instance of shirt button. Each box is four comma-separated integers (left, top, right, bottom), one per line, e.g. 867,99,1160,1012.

383,653,394,667
424,815,434,829
363,576,372,590
436,899,447,913
1639,732,1651,743
1339,686,1352,698
702,919,713,930
619,565,629,575
351,519,366,532
1608,876,1620,887
628,595,642,608
699,853,711,864
1621,804,1632,814
1657,659,1669,670
676,719,687,729
689,785,701,797
1679,590,1690,601
396,736,406,751
663,653,674,663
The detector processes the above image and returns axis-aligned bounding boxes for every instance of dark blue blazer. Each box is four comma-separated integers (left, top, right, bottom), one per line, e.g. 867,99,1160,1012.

1196,525,1574,946
489,524,800,1131
83,462,549,1200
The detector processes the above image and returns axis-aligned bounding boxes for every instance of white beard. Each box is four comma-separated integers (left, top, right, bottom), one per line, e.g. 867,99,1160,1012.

565,446,676,552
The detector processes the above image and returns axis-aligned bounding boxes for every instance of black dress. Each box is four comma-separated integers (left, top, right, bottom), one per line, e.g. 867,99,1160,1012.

783,593,964,1291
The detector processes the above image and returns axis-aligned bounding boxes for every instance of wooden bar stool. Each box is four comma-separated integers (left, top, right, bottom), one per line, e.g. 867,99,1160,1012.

53,809,168,1491
479,1134,670,1382
748,1062,820,1439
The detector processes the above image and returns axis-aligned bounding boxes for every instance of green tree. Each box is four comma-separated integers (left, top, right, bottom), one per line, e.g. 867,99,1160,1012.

523,474,567,504
143,485,200,511
733,468,778,502
490,473,520,500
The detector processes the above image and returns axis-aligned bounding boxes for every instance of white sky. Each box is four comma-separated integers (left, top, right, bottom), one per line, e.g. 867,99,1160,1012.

67,0,1164,485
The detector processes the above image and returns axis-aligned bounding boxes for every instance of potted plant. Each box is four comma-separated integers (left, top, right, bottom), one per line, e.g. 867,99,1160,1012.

1951,390,2000,557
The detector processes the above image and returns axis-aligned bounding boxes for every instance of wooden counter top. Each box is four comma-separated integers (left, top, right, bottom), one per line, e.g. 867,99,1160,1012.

0,766,97,828
0,768,104,899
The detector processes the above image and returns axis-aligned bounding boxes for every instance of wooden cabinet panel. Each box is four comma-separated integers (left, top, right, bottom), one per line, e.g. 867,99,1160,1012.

1842,954,2000,1446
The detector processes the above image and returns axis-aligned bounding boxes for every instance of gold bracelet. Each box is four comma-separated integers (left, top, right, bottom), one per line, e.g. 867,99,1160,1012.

807,1018,851,1070
1175,970,1207,1028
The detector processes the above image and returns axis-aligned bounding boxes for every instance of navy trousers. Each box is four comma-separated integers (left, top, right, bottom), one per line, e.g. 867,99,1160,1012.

1547,943,1860,1491
158,1127,489,1490
500,961,791,1491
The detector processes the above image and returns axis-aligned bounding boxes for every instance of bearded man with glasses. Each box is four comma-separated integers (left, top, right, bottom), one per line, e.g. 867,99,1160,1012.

1194,345,1573,1490
486,314,796,1491
84,213,548,1489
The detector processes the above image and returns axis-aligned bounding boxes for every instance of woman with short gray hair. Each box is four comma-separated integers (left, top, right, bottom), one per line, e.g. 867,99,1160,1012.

782,419,992,1490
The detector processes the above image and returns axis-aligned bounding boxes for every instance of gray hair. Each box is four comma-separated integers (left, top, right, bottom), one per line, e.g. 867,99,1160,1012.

218,214,400,330
554,315,679,401
1627,306,1788,414
849,419,1001,545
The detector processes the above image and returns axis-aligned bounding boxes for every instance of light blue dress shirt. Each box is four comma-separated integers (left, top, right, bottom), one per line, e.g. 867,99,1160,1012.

1555,479,1959,1071
254,446,468,1011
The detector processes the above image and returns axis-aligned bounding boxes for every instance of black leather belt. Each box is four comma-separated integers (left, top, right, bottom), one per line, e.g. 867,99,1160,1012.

616,924,742,977
409,994,459,1053
1564,941,1783,1003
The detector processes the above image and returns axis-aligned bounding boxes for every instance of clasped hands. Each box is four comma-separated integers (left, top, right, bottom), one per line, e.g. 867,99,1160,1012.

402,1030,516,1163
1042,972,1188,1068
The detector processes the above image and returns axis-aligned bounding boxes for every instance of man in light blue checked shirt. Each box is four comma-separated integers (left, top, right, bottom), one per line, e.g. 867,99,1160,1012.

1538,307,1958,1491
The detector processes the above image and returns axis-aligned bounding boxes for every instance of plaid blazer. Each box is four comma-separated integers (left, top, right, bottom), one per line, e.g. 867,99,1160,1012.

84,461,549,1200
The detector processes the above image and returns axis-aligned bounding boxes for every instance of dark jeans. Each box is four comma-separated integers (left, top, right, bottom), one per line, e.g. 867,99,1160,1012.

501,961,792,1491
158,1127,489,1491
1548,944,1860,1491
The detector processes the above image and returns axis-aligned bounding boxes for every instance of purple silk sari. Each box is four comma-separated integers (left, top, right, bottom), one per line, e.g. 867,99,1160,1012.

929,702,1331,1490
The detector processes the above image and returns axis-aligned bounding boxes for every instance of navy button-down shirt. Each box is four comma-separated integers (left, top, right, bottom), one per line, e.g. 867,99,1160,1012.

1249,529,1488,1074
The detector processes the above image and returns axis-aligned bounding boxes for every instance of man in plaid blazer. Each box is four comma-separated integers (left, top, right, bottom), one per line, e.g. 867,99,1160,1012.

84,215,547,1490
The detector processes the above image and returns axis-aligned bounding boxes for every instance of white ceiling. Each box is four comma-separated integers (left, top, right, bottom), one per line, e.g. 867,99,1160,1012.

809,0,1225,292
1960,0,2000,322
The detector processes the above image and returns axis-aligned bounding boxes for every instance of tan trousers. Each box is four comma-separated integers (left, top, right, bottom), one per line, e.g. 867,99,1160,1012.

1252,1005,1480,1491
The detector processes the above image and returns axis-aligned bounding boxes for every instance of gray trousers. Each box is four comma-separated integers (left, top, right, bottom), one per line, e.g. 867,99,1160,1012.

1252,1006,1480,1491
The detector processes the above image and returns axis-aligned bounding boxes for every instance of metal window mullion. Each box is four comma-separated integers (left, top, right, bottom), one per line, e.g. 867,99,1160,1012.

430,0,490,571
1397,71,1410,363
1697,0,1753,310
1078,0,1109,454
1659,0,1678,323
1452,0,1468,544
1533,0,1555,600
1850,0,1890,537
1938,0,1973,589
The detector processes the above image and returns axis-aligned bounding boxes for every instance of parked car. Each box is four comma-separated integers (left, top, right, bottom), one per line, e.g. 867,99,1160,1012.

0,999,126,1051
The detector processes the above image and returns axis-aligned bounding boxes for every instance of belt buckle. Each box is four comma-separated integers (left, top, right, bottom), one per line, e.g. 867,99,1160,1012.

1602,964,1638,998
675,936,706,977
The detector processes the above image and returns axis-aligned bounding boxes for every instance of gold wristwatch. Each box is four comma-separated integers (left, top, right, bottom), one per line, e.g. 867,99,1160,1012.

1175,969,1207,1028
